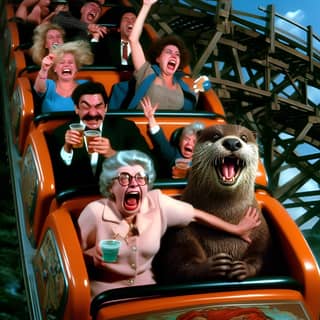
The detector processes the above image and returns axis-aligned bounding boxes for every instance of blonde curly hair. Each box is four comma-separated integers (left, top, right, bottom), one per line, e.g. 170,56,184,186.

50,40,94,69
30,23,65,66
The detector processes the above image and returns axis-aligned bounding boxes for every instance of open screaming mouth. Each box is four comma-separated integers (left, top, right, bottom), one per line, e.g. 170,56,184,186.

124,191,140,211
214,156,245,185
62,68,72,75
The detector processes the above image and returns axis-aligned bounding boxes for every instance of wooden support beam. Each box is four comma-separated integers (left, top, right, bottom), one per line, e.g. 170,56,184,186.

192,31,223,77
266,4,275,53
231,47,244,84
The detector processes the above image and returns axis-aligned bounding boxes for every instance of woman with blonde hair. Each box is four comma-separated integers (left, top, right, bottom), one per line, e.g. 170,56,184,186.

30,23,65,66
34,40,94,113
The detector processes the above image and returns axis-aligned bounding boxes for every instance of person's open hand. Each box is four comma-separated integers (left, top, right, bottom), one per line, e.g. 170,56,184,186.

88,23,107,41
237,207,261,243
141,96,158,120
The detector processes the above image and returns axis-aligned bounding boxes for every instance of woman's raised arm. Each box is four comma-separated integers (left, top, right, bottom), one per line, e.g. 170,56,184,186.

129,0,158,71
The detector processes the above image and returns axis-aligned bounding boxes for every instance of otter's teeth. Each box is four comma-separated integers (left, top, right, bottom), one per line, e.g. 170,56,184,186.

222,176,235,183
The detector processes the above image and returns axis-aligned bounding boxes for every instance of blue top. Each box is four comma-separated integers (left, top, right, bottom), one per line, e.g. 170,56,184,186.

38,79,87,113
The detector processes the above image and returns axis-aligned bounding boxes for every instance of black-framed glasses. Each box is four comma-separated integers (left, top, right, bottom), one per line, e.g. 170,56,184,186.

113,172,148,186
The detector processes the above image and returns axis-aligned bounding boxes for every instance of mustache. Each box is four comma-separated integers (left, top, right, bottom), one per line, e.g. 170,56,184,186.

82,114,103,121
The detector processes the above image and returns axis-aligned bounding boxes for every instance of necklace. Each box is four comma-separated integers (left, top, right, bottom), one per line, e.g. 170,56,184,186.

111,216,139,244
128,222,139,236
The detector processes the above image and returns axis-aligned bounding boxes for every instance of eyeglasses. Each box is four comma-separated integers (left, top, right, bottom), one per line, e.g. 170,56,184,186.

113,172,148,186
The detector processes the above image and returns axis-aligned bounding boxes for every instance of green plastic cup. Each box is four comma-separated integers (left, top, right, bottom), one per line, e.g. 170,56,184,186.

100,239,121,263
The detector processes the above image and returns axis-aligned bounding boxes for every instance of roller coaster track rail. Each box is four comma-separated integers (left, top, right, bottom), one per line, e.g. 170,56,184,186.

128,0,320,234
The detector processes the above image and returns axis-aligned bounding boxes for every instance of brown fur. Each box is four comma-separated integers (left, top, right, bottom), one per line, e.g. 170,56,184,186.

153,124,272,283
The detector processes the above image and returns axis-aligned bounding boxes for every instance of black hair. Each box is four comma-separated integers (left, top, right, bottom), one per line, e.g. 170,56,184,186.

82,0,102,6
71,81,109,105
117,6,137,26
147,34,191,70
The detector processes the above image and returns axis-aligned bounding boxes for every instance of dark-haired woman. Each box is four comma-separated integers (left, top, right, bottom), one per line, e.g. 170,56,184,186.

129,0,197,111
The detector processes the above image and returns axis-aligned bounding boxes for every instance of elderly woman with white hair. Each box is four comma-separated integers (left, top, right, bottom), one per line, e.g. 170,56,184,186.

77,149,260,298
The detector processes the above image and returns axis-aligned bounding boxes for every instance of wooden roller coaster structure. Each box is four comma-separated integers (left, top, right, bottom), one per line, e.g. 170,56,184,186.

132,0,320,246
1,0,320,319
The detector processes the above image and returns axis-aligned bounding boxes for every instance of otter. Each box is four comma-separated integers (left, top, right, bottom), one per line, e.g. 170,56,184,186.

153,124,272,284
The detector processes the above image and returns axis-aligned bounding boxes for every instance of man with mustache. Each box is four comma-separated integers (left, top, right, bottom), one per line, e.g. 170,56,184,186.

48,81,153,192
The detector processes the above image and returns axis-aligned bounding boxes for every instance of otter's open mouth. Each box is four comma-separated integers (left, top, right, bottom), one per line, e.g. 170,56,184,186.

214,156,245,185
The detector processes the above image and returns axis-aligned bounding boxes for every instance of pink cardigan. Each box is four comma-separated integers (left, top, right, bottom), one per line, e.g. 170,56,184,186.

78,189,195,297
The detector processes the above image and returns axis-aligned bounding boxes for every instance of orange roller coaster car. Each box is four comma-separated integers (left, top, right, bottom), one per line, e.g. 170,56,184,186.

1,3,319,320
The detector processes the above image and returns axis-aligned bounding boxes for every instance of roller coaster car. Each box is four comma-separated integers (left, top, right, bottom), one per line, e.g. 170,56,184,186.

3,5,319,320
20,111,226,245
11,66,224,155
13,70,319,320
11,68,133,155
32,186,320,319
19,111,319,319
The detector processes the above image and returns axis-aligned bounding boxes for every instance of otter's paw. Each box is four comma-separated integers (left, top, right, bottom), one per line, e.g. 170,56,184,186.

205,253,233,277
227,261,250,280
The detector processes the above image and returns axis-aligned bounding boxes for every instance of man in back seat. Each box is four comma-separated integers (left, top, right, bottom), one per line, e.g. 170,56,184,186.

93,6,137,67
48,81,153,192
